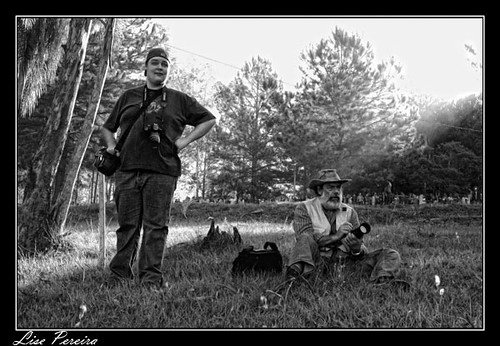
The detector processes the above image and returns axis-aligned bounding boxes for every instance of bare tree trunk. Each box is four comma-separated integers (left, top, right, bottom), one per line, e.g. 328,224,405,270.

72,178,79,205
195,146,200,198
90,169,96,204
202,151,207,199
18,18,92,254
51,18,115,235
106,178,114,203
92,172,98,204
293,163,297,200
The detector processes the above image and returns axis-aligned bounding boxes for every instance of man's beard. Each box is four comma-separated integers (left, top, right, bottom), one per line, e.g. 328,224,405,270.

321,196,342,210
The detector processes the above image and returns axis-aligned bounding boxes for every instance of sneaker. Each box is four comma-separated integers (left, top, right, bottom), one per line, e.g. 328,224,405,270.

285,269,300,281
285,264,303,281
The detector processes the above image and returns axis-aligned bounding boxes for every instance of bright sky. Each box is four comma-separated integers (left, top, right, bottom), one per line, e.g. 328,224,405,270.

154,16,483,101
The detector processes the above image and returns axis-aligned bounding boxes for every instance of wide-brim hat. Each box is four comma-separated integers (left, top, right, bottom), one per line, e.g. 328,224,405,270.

308,169,351,190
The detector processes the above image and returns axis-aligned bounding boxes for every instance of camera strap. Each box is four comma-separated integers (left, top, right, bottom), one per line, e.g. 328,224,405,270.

114,85,167,153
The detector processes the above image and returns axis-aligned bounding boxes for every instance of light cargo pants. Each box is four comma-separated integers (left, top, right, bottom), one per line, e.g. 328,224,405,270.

288,233,401,282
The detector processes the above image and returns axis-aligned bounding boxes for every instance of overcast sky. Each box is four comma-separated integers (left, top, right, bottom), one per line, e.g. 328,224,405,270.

154,16,483,101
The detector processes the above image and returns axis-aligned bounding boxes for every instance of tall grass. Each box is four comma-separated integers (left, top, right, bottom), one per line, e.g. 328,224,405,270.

17,204,483,329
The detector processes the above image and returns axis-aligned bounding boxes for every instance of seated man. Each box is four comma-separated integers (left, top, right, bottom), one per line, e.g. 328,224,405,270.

287,169,401,283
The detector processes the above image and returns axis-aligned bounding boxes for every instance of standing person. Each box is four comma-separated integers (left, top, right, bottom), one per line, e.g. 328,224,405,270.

286,169,401,284
383,179,393,205
356,192,364,205
100,47,216,288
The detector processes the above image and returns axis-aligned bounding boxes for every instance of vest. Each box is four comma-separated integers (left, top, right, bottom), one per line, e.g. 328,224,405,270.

303,198,354,253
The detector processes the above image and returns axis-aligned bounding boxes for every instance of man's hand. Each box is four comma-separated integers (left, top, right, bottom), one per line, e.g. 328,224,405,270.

342,232,363,253
329,222,353,244
317,223,352,247
338,222,353,234
100,127,119,156
106,147,119,157
175,119,216,152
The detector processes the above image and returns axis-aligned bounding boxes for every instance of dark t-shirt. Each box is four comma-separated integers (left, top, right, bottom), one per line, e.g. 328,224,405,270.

103,85,215,176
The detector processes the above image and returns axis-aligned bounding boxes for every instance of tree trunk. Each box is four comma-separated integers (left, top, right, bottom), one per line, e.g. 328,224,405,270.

202,151,207,199
92,172,98,204
106,178,114,203
90,169,96,203
293,163,297,200
72,179,79,205
51,18,115,236
195,145,200,198
18,18,92,254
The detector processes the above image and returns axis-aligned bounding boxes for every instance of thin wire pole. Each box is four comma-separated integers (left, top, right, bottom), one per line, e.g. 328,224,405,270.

98,173,106,268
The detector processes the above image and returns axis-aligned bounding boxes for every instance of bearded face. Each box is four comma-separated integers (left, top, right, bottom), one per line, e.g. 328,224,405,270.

318,183,343,210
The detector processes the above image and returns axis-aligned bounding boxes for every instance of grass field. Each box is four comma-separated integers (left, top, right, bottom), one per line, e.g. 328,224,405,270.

16,203,483,330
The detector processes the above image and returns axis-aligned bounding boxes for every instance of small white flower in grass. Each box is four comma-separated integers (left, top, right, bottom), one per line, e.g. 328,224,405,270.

74,304,88,328
434,275,441,287
259,295,269,310
439,288,445,296
78,304,88,320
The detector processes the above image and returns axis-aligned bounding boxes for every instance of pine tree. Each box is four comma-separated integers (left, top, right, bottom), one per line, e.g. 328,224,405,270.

213,57,285,202
168,63,217,199
274,27,417,191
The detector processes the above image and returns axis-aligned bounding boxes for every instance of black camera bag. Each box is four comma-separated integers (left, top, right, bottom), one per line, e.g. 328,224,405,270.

232,242,283,275
94,148,121,176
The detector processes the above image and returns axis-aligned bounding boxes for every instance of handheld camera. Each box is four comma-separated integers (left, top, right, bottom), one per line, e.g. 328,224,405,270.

143,122,162,144
350,222,371,239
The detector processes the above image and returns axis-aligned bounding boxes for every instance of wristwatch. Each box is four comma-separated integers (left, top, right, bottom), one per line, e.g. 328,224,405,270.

350,248,362,256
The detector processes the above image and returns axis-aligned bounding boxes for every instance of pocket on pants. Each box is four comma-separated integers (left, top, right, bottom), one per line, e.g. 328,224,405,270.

142,174,177,227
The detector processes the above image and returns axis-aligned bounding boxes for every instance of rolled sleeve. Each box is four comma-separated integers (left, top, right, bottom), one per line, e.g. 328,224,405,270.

184,95,216,127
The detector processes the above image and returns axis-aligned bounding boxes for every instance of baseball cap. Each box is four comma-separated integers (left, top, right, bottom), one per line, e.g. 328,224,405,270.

145,48,170,65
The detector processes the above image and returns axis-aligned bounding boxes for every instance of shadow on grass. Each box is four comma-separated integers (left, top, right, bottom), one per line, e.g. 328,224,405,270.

17,219,483,329
16,228,296,329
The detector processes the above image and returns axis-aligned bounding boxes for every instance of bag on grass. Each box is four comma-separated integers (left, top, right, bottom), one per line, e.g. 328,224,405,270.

232,242,283,275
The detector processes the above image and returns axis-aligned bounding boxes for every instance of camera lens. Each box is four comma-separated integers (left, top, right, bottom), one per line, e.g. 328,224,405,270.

352,222,371,238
